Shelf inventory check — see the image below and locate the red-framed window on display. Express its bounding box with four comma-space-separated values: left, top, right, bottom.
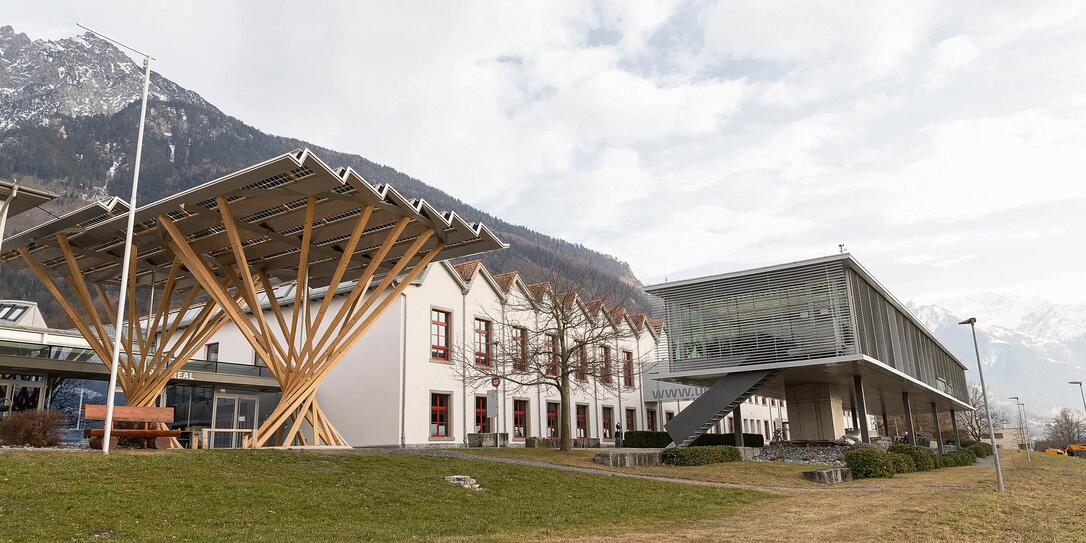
546, 402, 560, 437
513, 399, 528, 438
602, 406, 614, 439
647, 408, 657, 431
474, 395, 490, 433
545, 334, 559, 376
622, 351, 634, 387
473, 318, 492, 367
575, 345, 587, 382
511, 327, 528, 371
600, 346, 612, 385
625, 408, 637, 433
430, 309, 450, 360
430, 393, 450, 438
576, 405, 588, 438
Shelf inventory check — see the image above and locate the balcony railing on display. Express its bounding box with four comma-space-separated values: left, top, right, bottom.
0, 339, 275, 379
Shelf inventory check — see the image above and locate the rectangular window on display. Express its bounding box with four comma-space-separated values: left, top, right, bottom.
511, 327, 528, 371
205, 342, 219, 362
474, 395, 490, 433
473, 318, 492, 366
622, 351, 634, 387
513, 399, 529, 439
576, 404, 588, 438
575, 345, 587, 382
647, 408, 657, 431
600, 346, 612, 385
764, 420, 771, 439
727, 416, 733, 434
665, 411, 674, 423
546, 334, 559, 376
431, 309, 450, 360
430, 393, 450, 438
602, 406, 614, 439
625, 408, 637, 432
546, 402, 560, 437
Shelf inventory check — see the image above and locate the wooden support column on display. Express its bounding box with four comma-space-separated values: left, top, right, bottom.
159, 197, 445, 449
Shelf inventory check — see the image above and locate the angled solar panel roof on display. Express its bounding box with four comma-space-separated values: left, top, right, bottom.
0, 149, 505, 292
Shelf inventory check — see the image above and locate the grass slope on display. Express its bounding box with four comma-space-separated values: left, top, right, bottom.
0, 450, 762, 542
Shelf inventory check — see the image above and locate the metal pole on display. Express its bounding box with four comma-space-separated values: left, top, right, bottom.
1072, 382, 1086, 418
101, 50, 153, 455
960, 318, 1004, 492
1018, 402, 1031, 462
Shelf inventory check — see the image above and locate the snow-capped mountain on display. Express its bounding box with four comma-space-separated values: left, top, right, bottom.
0, 25, 211, 130
910, 294, 1086, 420
0, 24, 649, 326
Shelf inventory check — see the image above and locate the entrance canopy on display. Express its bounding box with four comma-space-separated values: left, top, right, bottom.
0, 149, 504, 292
0, 180, 57, 217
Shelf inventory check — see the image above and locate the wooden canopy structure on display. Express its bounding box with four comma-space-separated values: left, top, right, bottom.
1, 149, 505, 447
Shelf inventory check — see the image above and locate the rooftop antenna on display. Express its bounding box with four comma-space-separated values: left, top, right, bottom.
838, 243, 848, 254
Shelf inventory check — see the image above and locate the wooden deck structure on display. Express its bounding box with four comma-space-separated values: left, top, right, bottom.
0, 149, 504, 447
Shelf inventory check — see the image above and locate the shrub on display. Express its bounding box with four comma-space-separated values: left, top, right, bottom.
938, 448, 977, 468
959, 440, 979, 448
965, 442, 992, 458
887, 444, 937, 471
690, 432, 766, 448
661, 445, 742, 466
887, 451, 916, 474
0, 410, 67, 447
844, 446, 894, 479
622, 431, 673, 448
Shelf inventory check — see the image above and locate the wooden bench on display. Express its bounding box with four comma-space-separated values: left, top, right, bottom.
83, 404, 181, 450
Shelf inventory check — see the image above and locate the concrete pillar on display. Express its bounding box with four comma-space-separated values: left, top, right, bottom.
930, 402, 944, 454
853, 375, 870, 443
950, 409, 961, 448
902, 392, 916, 446
732, 403, 744, 447
785, 383, 845, 441
882, 411, 890, 437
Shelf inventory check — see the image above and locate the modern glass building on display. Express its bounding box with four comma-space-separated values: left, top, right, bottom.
646, 254, 972, 448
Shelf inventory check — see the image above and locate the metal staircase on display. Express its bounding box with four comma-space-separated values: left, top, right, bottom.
665, 369, 779, 447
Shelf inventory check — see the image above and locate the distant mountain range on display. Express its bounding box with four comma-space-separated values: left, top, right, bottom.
0, 25, 649, 326
911, 293, 1086, 420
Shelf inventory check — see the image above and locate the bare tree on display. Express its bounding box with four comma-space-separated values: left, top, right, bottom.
1044, 408, 1084, 445
956, 385, 1009, 441
452, 245, 653, 451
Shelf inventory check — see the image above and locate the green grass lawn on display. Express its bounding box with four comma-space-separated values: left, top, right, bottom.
0, 450, 765, 542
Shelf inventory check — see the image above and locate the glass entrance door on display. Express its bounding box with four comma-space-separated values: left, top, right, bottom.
0, 379, 45, 419
211, 393, 259, 448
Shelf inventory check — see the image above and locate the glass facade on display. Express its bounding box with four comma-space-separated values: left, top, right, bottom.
653, 258, 968, 403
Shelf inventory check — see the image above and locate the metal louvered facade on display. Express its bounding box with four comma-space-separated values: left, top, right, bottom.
647, 254, 969, 404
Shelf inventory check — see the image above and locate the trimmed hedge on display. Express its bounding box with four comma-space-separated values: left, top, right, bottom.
844, 446, 894, 478
965, 442, 992, 458
661, 445, 742, 466
621, 431, 766, 448
622, 431, 673, 448
938, 448, 977, 468
887, 444, 938, 472
691, 432, 765, 448
887, 451, 916, 474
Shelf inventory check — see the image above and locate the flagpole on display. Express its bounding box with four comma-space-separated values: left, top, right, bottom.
77, 23, 154, 455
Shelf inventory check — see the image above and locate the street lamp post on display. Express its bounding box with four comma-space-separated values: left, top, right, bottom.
959, 317, 1005, 492
1071, 381, 1086, 417
76, 23, 154, 455
1009, 396, 1031, 462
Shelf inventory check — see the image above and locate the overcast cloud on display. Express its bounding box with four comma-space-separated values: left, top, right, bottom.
7, 1, 1086, 304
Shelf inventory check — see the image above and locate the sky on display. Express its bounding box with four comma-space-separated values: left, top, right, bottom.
7, 1, 1086, 305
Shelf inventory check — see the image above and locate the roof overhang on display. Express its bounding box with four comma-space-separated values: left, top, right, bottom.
0, 181, 58, 217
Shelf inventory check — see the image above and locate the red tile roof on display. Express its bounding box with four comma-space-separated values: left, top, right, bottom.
527, 282, 551, 301
451, 260, 482, 283
492, 272, 519, 293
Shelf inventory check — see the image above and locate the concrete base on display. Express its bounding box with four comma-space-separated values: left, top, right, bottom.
802, 467, 853, 484
466, 433, 509, 448
737, 446, 764, 459
785, 383, 845, 441
593, 450, 663, 467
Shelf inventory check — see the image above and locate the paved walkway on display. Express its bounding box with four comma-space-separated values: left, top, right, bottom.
376, 448, 880, 493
